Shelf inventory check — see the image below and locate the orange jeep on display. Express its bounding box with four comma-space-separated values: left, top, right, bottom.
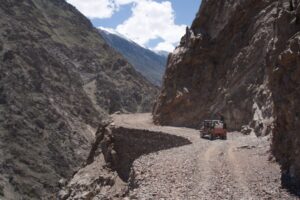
200, 120, 227, 140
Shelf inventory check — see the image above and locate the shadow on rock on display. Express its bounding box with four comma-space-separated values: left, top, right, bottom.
111, 127, 191, 182
281, 172, 300, 197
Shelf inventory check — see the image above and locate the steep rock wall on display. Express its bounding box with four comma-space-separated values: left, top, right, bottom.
154, 0, 300, 193
269, 0, 300, 192
153, 0, 276, 133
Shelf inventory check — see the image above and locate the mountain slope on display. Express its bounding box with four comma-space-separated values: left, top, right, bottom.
0, 0, 157, 199
99, 29, 168, 86
153, 0, 300, 192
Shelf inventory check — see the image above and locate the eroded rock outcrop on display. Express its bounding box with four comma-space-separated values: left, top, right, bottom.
153, 0, 300, 193
268, 0, 300, 192
153, 0, 276, 134
59, 124, 191, 199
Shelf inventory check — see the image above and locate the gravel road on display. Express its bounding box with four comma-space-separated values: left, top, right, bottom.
113, 113, 299, 200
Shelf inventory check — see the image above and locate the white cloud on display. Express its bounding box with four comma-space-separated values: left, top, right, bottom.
67, 0, 186, 52
115, 0, 186, 52
99, 26, 136, 42
67, 0, 117, 19
67, 0, 139, 18
153, 41, 176, 52
99, 26, 118, 34
115, 0, 138, 5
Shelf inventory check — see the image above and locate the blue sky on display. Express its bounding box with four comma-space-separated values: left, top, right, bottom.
67, 0, 202, 51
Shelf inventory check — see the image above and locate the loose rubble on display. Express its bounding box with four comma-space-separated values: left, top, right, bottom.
115, 114, 299, 200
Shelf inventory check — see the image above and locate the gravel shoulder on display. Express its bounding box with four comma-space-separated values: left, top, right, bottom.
113, 113, 299, 200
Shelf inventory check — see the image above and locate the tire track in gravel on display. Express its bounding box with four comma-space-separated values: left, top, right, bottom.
191, 140, 241, 200
227, 142, 252, 199
112, 113, 299, 200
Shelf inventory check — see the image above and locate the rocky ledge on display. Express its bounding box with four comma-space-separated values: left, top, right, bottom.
58, 123, 191, 199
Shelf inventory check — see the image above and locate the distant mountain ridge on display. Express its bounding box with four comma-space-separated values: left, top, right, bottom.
154, 50, 170, 57
99, 29, 168, 86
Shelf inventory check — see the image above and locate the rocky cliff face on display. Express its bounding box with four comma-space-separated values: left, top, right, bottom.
153, 0, 276, 134
268, 0, 300, 192
0, 0, 157, 199
99, 29, 167, 86
153, 0, 300, 192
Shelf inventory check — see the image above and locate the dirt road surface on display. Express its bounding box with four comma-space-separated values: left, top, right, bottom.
113, 113, 299, 200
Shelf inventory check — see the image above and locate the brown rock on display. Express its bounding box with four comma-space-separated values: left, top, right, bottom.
153, 0, 276, 134
268, 1, 300, 191
59, 123, 190, 199
153, 0, 300, 193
